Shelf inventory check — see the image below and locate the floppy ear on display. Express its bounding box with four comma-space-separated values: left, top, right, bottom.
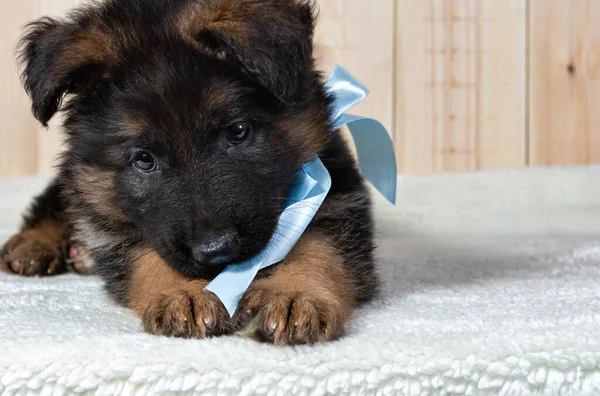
18, 14, 114, 126
188, 0, 317, 103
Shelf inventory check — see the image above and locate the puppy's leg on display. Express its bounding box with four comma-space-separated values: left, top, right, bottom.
128, 247, 233, 338
1, 180, 74, 276
235, 232, 355, 345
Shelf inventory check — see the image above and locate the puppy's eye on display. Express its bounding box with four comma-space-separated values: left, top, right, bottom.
133, 151, 157, 172
227, 122, 252, 144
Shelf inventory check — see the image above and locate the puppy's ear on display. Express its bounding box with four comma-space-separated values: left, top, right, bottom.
188, 0, 317, 103
18, 14, 113, 126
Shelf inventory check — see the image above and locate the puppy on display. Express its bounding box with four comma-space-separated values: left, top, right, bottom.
0, 0, 377, 345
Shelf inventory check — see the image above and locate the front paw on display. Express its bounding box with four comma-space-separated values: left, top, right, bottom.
1, 229, 65, 276
142, 289, 233, 338
236, 288, 346, 345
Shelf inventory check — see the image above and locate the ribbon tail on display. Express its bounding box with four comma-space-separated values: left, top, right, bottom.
346, 117, 397, 204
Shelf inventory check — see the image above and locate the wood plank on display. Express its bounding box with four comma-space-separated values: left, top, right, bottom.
529, 0, 600, 166
0, 0, 41, 178
0, 1, 544, 177
314, 0, 395, 139
0, 0, 79, 178
395, 0, 527, 174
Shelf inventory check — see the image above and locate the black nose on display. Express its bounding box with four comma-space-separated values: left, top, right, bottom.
191, 232, 240, 265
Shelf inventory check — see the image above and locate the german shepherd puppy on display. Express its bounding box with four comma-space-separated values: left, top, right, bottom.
1, 0, 377, 345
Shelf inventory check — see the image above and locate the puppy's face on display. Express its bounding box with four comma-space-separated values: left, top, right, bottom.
19, 0, 332, 277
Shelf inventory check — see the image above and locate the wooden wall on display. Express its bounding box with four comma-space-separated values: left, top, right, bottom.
1, 0, 599, 178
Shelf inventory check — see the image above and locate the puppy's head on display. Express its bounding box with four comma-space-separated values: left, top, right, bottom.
19, 0, 333, 277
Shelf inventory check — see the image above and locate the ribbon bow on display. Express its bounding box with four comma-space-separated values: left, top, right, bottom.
205, 66, 397, 316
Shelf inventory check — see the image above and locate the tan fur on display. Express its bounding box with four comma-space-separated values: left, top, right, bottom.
236, 232, 355, 344
65, 25, 114, 62
260, 232, 355, 310
24, 219, 67, 243
175, 0, 303, 57
278, 104, 331, 163
116, 116, 148, 138
46, 23, 116, 88
203, 85, 239, 111
126, 233, 354, 344
0, 220, 68, 276
128, 247, 202, 314
72, 166, 128, 222
176, 0, 252, 47
127, 247, 233, 338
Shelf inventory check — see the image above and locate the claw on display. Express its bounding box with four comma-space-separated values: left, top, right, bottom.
203, 315, 215, 330
267, 321, 278, 335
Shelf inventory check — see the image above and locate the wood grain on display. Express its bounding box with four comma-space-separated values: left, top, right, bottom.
314, 0, 395, 135
0, 0, 78, 178
529, 0, 600, 166
0, 0, 40, 178
0, 1, 599, 178
395, 0, 527, 174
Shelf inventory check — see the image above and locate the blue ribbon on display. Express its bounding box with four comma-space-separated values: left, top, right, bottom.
326, 66, 397, 205
205, 65, 397, 316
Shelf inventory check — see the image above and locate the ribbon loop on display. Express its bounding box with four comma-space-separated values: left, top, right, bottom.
325, 66, 369, 129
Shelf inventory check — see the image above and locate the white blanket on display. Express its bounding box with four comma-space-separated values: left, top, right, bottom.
1, 167, 599, 396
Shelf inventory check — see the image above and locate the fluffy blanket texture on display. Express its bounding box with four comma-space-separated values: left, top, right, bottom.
0, 166, 599, 396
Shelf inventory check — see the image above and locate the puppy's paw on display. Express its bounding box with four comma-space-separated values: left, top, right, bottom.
0, 229, 66, 276
65, 238, 95, 274
142, 289, 233, 339
236, 287, 345, 345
